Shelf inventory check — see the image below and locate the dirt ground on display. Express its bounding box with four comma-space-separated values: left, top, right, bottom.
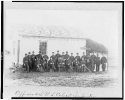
4, 64, 118, 88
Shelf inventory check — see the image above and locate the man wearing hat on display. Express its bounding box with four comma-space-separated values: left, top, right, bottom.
31, 51, 36, 71
61, 52, 65, 59
81, 52, 86, 61
50, 52, 56, 61
101, 54, 107, 71
64, 51, 69, 60
91, 52, 96, 72
75, 53, 80, 62
55, 50, 61, 71
28, 52, 32, 72
23, 54, 29, 72
69, 53, 75, 66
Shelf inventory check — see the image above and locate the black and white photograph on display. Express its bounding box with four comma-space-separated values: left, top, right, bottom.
3, 1, 123, 99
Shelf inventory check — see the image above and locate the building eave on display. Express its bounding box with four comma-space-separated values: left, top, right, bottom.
19, 35, 87, 40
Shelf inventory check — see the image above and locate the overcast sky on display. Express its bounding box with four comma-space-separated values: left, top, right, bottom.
6, 9, 119, 57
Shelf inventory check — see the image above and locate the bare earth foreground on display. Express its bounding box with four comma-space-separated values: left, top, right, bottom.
4, 65, 118, 88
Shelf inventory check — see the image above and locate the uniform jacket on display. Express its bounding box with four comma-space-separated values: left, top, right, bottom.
50, 55, 56, 61
101, 57, 107, 64
64, 54, 69, 60
75, 56, 80, 62
69, 56, 75, 62
95, 57, 101, 65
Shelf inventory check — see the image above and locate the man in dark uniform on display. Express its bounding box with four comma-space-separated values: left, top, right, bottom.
23, 54, 29, 72
64, 51, 70, 60
48, 57, 56, 72
55, 50, 61, 71
91, 52, 96, 72
75, 53, 81, 62
95, 53, 101, 72
36, 51, 43, 61
43, 53, 49, 71
50, 52, 56, 61
86, 52, 92, 72
101, 54, 107, 71
35, 51, 43, 70
69, 53, 75, 66
31, 51, 36, 71
28, 52, 32, 72
81, 52, 86, 61
61, 52, 65, 59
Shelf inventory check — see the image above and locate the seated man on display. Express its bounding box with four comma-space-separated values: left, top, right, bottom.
48, 57, 56, 72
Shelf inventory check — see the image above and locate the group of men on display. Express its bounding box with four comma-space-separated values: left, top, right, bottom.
23, 50, 108, 73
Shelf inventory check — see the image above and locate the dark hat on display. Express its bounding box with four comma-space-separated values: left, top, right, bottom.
28, 52, 31, 54
71, 53, 73, 54
32, 51, 34, 53
52, 52, 54, 53
66, 51, 68, 53
57, 50, 59, 52
25, 53, 27, 55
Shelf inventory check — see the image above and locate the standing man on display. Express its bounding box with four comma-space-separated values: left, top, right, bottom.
95, 53, 101, 72
75, 53, 81, 62
61, 52, 65, 59
81, 52, 86, 61
69, 53, 75, 66
91, 52, 96, 72
64, 51, 70, 60
43, 53, 49, 71
31, 51, 36, 71
51, 52, 56, 61
23, 54, 29, 72
86, 52, 92, 72
28, 52, 32, 72
55, 50, 61, 71
101, 54, 107, 71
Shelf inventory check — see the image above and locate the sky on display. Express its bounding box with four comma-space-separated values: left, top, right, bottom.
5, 9, 119, 58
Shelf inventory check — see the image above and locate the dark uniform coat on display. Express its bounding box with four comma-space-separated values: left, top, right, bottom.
81, 55, 86, 61
50, 55, 56, 61
64, 54, 70, 60
69, 56, 75, 62
75, 56, 81, 62
101, 56, 107, 71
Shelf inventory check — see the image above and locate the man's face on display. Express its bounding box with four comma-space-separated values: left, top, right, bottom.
62, 52, 64, 55
57, 52, 59, 54
77, 53, 79, 56
66, 52, 68, 54
52, 53, 54, 55
71, 53, 73, 56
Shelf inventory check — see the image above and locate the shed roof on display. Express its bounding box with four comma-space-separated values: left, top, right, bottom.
18, 25, 86, 39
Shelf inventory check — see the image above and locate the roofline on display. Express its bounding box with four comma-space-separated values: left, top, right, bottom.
20, 35, 87, 40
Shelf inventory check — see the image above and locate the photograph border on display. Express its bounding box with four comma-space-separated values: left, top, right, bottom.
1, 1, 124, 99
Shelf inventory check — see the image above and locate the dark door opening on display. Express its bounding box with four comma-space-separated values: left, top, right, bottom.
39, 41, 47, 55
